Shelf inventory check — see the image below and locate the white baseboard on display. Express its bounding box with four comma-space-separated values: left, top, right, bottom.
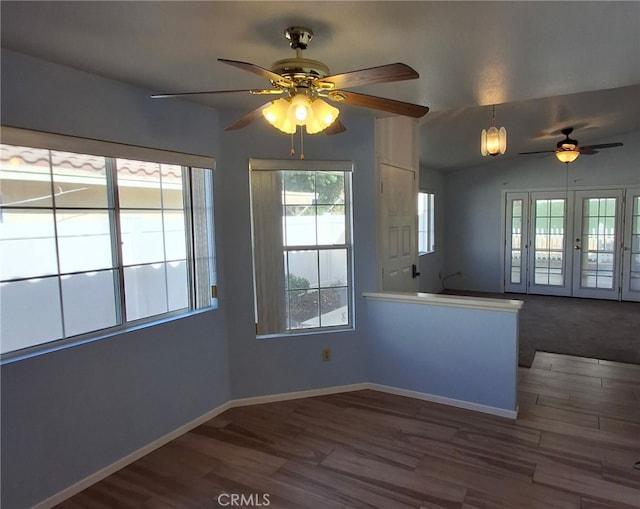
33, 382, 516, 508
229, 382, 370, 408
368, 383, 519, 420
32, 400, 234, 509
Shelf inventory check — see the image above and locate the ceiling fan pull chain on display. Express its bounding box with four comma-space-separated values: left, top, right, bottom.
290, 132, 295, 157
300, 128, 305, 160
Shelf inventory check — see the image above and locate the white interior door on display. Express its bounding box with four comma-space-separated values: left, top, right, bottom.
528, 191, 573, 296
622, 187, 640, 302
572, 190, 623, 300
379, 163, 418, 292
504, 193, 529, 293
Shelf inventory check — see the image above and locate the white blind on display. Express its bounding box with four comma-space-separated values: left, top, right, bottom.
1, 126, 215, 169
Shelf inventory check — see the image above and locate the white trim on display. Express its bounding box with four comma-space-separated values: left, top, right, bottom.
230, 383, 370, 408
1, 126, 215, 169
32, 400, 234, 509
249, 158, 353, 172
368, 383, 519, 420
33, 382, 516, 508
362, 291, 523, 312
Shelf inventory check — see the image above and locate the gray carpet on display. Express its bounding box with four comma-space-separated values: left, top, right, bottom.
442, 290, 640, 368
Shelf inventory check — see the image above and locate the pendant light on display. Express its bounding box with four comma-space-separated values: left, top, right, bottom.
481, 105, 507, 156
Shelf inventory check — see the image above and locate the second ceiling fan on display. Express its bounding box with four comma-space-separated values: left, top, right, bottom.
152, 27, 429, 135
519, 127, 623, 163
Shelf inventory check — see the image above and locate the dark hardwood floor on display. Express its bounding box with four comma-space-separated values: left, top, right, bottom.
57, 352, 640, 508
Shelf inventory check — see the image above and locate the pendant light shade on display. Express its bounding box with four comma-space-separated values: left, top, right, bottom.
262, 93, 339, 135
481, 105, 507, 156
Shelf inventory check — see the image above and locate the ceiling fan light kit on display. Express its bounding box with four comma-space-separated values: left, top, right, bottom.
555, 148, 581, 163
262, 94, 340, 135
151, 26, 429, 139
519, 127, 623, 165
481, 105, 507, 157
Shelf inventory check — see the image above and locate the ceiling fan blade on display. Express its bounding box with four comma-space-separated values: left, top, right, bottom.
224, 102, 271, 131
218, 58, 294, 87
318, 63, 419, 90
151, 89, 281, 99
518, 150, 555, 155
329, 90, 428, 118
580, 142, 624, 151
324, 119, 347, 136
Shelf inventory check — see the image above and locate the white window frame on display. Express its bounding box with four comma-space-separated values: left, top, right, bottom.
418, 191, 435, 255
0, 127, 217, 359
249, 158, 354, 337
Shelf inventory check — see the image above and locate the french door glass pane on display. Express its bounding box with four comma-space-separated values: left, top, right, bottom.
510, 199, 523, 284
534, 199, 565, 286
631, 197, 640, 290
580, 198, 616, 289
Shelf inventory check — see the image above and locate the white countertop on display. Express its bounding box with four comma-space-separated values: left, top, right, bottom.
363, 291, 523, 313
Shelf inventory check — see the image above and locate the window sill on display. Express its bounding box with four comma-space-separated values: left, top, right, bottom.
0, 306, 218, 365
257, 325, 355, 340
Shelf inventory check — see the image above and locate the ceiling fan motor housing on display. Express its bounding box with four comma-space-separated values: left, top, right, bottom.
285, 27, 313, 49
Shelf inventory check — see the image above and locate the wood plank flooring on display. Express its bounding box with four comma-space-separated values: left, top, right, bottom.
57, 352, 640, 508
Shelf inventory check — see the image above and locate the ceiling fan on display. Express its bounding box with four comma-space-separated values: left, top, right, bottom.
151, 27, 429, 135
519, 127, 623, 163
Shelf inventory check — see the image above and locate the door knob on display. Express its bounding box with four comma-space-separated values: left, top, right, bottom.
412, 264, 421, 278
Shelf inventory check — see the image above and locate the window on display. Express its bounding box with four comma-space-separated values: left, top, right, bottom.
418, 191, 435, 254
0, 128, 216, 356
249, 159, 353, 336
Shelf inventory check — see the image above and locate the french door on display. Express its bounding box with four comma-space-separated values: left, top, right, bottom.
572, 190, 623, 299
622, 188, 640, 302
504, 188, 639, 301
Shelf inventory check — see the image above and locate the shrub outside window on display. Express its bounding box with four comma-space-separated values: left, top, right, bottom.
249, 159, 353, 336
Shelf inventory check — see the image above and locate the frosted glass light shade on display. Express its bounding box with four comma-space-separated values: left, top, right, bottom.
555, 149, 580, 163
262, 95, 339, 135
262, 99, 296, 134
481, 126, 507, 156
307, 98, 340, 134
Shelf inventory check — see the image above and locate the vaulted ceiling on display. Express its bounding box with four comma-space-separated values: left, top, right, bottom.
2, 1, 639, 170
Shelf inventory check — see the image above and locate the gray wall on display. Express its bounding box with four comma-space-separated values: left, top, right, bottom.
0, 49, 375, 508
442, 131, 640, 292
0, 50, 233, 509
216, 110, 374, 400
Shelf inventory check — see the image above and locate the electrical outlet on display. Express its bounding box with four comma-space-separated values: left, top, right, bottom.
322, 347, 331, 362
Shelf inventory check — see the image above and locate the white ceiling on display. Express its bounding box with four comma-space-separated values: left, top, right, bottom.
2, 1, 639, 170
